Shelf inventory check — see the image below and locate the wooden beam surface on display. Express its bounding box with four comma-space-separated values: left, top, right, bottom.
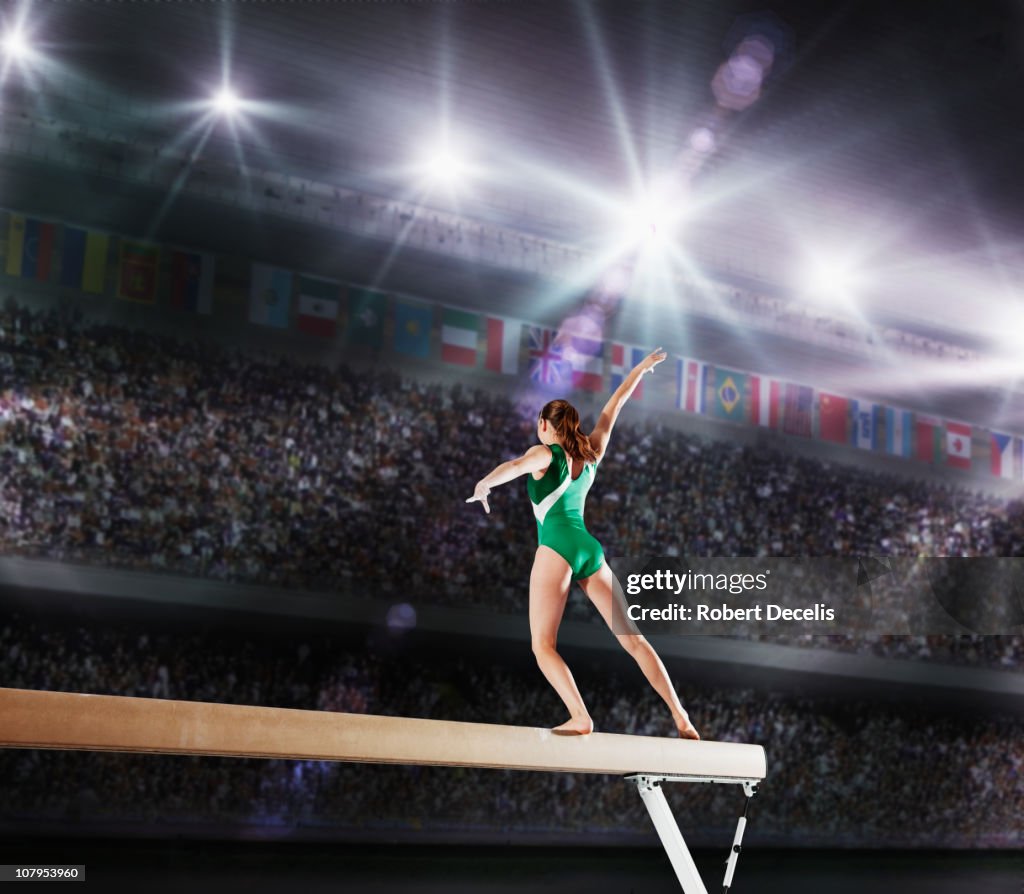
0, 687, 766, 779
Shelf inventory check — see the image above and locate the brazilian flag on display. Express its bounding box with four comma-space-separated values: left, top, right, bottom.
711, 366, 749, 422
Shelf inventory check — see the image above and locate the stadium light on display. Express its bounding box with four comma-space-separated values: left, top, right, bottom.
621, 185, 684, 249
423, 142, 470, 187
800, 251, 864, 306
210, 85, 242, 117
1, 28, 32, 62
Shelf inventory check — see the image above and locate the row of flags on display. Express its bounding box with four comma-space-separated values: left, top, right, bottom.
265, 278, 1024, 480
4, 211, 1022, 481
673, 360, 1023, 479
4, 214, 215, 312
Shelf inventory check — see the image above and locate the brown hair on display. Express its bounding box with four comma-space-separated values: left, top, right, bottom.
539, 399, 598, 464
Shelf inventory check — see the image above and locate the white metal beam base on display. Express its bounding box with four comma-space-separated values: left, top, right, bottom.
626, 774, 759, 894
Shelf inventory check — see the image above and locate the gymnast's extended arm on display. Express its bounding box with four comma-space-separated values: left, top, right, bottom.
589, 346, 666, 458
466, 444, 552, 514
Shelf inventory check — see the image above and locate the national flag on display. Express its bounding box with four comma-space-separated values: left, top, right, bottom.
393, 299, 433, 358
117, 240, 160, 303
945, 421, 972, 470
750, 375, 780, 428
885, 407, 912, 457
990, 432, 1017, 479
562, 331, 603, 392
915, 414, 942, 463
441, 307, 479, 366
60, 226, 109, 294
484, 316, 520, 374
818, 392, 849, 444
675, 357, 706, 413
710, 366, 748, 423
347, 287, 386, 348
5, 215, 55, 280
850, 400, 878, 450
169, 250, 214, 314
248, 264, 292, 329
527, 326, 569, 387
611, 343, 646, 400
782, 383, 813, 437
211, 257, 249, 307
296, 275, 340, 337
851, 401, 876, 450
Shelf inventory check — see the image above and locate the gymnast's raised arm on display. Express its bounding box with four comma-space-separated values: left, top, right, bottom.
466, 444, 552, 514
588, 346, 667, 459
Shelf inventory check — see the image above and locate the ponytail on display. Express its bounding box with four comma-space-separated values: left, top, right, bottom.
539, 399, 598, 464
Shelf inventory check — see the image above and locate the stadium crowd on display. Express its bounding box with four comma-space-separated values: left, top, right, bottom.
1, 610, 1020, 847
0, 297, 1022, 671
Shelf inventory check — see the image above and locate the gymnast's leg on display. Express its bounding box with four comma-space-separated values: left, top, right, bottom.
529, 545, 595, 735
578, 562, 700, 740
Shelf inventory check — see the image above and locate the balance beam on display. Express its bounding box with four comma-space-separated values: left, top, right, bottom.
0, 687, 766, 893
0, 687, 764, 778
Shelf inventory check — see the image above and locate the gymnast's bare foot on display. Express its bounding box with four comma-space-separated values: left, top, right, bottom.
551, 715, 594, 736
674, 710, 701, 741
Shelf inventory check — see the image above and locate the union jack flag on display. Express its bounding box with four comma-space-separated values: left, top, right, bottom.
527, 326, 569, 386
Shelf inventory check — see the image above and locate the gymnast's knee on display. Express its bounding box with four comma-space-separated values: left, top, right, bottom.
531, 638, 559, 658
618, 633, 649, 655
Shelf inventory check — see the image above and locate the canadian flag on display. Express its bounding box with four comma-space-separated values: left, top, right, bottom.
945, 421, 972, 470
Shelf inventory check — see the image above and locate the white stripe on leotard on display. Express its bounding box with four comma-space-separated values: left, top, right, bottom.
532, 472, 573, 525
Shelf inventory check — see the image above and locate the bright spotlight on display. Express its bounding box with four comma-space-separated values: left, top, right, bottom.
211, 86, 242, 117
802, 252, 863, 305
424, 145, 468, 186
623, 191, 681, 247
1, 28, 31, 61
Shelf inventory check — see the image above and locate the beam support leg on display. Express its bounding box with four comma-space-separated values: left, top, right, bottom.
631, 775, 709, 894
722, 781, 757, 892
626, 774, 759, 894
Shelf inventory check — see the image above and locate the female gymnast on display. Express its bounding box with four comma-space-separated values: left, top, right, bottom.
467, 347, 700, 739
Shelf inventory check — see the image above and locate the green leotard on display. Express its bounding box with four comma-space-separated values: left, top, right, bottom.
526, 442, 605, 582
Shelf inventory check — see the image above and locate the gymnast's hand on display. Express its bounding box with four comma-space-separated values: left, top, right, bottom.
466, 480, 491, 514
638, 346, 667, 375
